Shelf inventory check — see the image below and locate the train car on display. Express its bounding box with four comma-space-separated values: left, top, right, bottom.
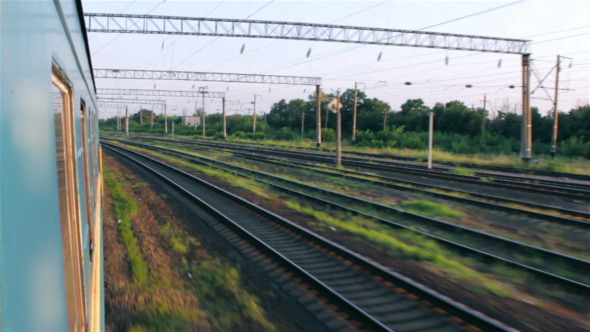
0, 0, 103, 330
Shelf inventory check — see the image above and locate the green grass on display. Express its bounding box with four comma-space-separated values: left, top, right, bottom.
187, 259, 275, 331
285, 200, 511, 297
449, 168, 476, 176
400, 200, 464, 219
104, 166, 149, 284
161, 222, 275, 331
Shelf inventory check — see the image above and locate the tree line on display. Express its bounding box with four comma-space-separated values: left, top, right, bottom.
99, 89, 590, 158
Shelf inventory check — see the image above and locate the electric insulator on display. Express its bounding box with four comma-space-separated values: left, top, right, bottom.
240, 44, 245, 54
445, 56, 449, 65
465, 84, 472, 88
498, 59, 502, 68
377, 52, 383, 61
404, 82, 411, 85
306, 48, 312, 57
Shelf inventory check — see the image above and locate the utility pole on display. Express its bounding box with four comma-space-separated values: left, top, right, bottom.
194, 100, 199, 130
125, 106, 129, 136
383, 110, 388, 131
164, 104, 168, 134
521, 54, 532, 163
139, 105, 143, 124
252, 94, 260, 136
172, 120, 175, 136
481, 94, 487, 138
336, 90, 342, 168
428, 112, 434, 169
150, 109, 154, 130
328, 92, 343, 167
316, 85, 322, 147
301, 110, 305, 138
352, 82, 358, 143
116, 109, 121, 131
551, 55, 561, 158
199, 86, 208, 137
222, 97, 227, 139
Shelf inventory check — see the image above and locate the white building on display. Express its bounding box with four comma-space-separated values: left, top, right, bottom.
183, 115, 201, 127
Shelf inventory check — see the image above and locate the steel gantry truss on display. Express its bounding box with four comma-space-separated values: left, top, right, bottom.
97, 88, 225, 98
98, 97, 166, 105
87, 13, 534, 160
85, 13, 530, 54
94, 69, 321, 86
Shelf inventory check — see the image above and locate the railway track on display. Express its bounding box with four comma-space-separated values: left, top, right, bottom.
132, 135, 590, 196
181, 140, 590, 199
103, 142, 511, 332
104, 139, 590, 294
124, 136, 590, 222
131, 134, 589, 182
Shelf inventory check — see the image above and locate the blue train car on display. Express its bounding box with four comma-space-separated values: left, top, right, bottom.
1, 0, 103, 330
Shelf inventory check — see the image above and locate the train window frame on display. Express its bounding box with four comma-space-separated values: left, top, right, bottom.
52, 63, 88, 331
80, 99, 94, 256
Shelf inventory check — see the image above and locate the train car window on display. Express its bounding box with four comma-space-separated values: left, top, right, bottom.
80, 100, 94, 255
52, 64, 88, 331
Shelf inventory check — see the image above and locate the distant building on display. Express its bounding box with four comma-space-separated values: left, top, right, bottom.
183, 115, 201, 127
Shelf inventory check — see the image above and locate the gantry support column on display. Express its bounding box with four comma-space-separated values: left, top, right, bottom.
316, 84, 322, 147
521, 54, 532, 162
222, 97, 227, 139
551, 55, 560, 157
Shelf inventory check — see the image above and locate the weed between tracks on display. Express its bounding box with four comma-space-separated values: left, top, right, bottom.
283, 200, 511, 297
104, 161, 276, 331
119, 144, 513, 297
104, 167, 149, 285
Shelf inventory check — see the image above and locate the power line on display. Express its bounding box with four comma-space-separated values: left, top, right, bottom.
92, 0, 166, 56
420, 0, 529, 31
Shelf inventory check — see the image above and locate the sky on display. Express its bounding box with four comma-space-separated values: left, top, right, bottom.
81, 0, 590, 119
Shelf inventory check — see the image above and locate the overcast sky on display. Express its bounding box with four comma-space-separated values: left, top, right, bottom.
82, 0, 590, 119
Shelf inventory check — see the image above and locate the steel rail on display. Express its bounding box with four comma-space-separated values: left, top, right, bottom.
182, 139, 590, 199
132, 135, 590, 220
105, 139, 590, 292
129, 134, 590, 185
103, 142, 511, 331
216, 138, 590, 183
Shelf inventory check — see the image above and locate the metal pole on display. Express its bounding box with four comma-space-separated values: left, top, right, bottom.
172, 121, 175, 136
383, 111, 388, 131
164, 104, 168, 134
336, 90, 342, 168
521, 54, 532, 162
316, 85, 322, 147
301, 110, 305, 138
140, 105, 143, 124
117, 110, 120, 131
252, 94, 257, 136
202, 93, 206, 137
481, 94, 487, 140
125, 106, 129, 136
222, 97, 227, 139
194, 100, 199, 130
352, 82, 358, 143
551, 55, 560, 158
428, 112, 434, 169
150, 109, 154, 130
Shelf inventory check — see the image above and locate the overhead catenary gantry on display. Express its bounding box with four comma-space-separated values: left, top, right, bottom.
98, 97, 170, 133
97, 88, 225, 98
94, 68, 322, 141
87, 13, 533, 159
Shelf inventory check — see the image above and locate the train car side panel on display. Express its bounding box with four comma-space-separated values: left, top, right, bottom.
0, 0, 102, 330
